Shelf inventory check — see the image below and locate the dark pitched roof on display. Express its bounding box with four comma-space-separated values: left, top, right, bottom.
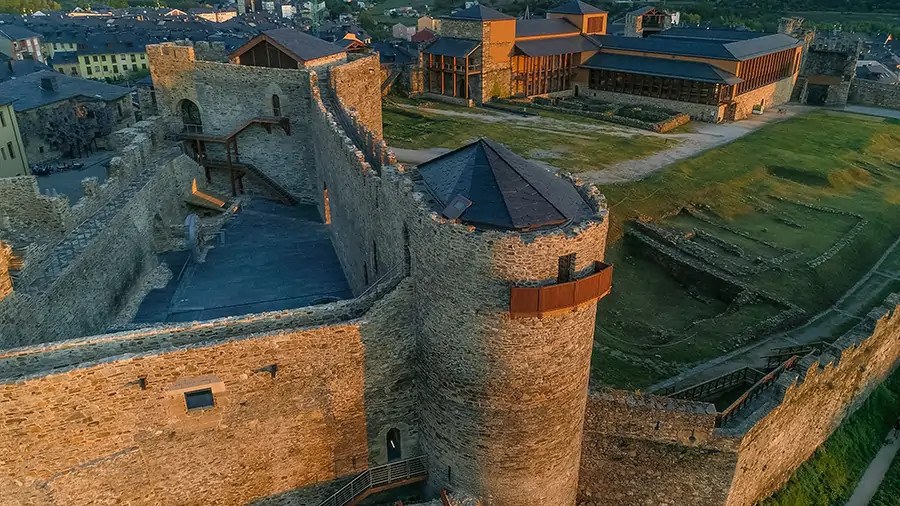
0, 70, 131, 111
515, 35, 599, 56
547, 0, 606, 15
654, 27, 762, 42
238, 28, 346, 62
411, 28, 437, 43
418, 138, 594, 230
0, 25, 40, 40
588, 32, 800, 61
447, 4, 513, 21
582, 52, 743, 84
515, 18, 579, 38
424, 37, 480, 57
0, 58, 50, 82
628, 6, 658, 16
50, 52, 79, 64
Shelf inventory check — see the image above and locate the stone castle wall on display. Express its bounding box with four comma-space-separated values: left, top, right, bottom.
577, 298, 900, 506
0, 282, 421, 505
0, 152, 200, 348
849, 79, 900, 110
724, 300, 900, 506
148, 44, 319, 203
578, 391, 739, 506
330, 54, 384, 139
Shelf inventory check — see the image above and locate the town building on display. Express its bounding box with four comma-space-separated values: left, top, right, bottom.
0, 99, 28, 177
0, 71, 134, 163
0, 25, 44, 63
421, 1, 803, 122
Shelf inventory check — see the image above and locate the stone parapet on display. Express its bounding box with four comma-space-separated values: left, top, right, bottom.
849, 79, 900, 110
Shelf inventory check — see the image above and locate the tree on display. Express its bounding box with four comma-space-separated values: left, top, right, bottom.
0, 0, 61, 14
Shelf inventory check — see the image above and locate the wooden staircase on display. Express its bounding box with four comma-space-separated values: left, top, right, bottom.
201, 159, 298, 206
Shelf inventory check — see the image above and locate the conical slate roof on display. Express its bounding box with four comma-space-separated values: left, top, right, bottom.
548, 0, 606, 15
448, 3, 514, 21
418, 138, 594, 230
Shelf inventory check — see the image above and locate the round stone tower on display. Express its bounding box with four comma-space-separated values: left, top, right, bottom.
409, 139, 610, 505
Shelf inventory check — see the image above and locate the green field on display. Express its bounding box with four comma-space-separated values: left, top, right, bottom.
383, 101, 671, 172
594, 111, 900, 389
762, 368, 900, 506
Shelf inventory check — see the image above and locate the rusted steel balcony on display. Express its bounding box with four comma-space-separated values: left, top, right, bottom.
509, 261, 613, 318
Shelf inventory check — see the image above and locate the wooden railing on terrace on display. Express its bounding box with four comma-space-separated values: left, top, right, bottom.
661, 366, 765, 400
510, 261, 613, 318
318, 456, 427, 506
717, 355, 800, 427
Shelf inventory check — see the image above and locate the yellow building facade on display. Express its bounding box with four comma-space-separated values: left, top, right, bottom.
0, 102, 29, 177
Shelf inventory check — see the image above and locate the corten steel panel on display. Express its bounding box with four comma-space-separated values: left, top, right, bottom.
574, 274, 601, 305
596, 262, 613, 297
538, 281, 576, 312
510, 286, 540, 314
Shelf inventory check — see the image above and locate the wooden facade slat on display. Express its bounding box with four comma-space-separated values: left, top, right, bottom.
510, 262, 613, 318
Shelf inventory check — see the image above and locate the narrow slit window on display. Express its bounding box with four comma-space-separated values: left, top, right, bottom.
557, 253, 576, 283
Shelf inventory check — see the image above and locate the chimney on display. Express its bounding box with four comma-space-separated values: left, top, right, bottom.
40, 74, 59, 91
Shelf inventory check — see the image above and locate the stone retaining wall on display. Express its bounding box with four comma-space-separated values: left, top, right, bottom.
849, 79, 900, 110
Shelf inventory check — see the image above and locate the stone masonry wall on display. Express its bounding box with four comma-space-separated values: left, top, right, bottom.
724, 302, 900, 506
729, 75, 795, 120
479, 20, 514, 103
154, 45, 318, 203
330, 54, 384, 139
849, 79, 900, 110
0, 242, 11, 301
578, 391, 739, 506
0, 153, 201, 348
0, 277, 419, 506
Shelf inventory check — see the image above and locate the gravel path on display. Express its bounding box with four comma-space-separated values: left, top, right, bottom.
845, 431, 900, 506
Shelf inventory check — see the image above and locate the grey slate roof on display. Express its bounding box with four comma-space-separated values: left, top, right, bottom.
447, 4, 514, 21
547, 0, 606, 15
262, 27, 346, 61
581, 52, 743, 84
0, 25, 40, 41
588, 31, 800, 61
424, 37, 480, 57
515, 18, 579, 38
0, 58, 49, 82
418, 138, 593, 230
515, 35, 599, 56
0, 70, 131, 112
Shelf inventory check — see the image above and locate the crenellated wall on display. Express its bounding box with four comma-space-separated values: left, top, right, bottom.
577, 296, 900, 506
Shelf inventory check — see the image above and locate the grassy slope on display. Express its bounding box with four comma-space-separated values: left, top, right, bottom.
762, 368, 900, 506
870, 450, 900, 506
383, 104, 670, 172
594, 111, 900, 388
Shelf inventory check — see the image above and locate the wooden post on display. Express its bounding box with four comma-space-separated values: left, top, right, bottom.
464, 55, 469, 100
453, 56, 457, 97
440, 55, 445, 95
226, 139, 236, 197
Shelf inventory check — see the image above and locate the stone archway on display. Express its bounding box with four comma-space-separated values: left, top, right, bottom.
179, 99, 202, 133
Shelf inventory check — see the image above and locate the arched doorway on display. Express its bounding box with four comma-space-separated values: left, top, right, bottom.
386, 428, 402, 462
179, 99, 202, 133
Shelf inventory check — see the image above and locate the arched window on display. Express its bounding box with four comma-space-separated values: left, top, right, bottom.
386, 428, 401, 462
272, 94, 281, 117
179, 99, 201, 133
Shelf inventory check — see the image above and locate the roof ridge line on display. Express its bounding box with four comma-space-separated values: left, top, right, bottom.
481, 139, 570, 226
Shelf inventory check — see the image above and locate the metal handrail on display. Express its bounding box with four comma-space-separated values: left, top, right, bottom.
318, 456, 427, 506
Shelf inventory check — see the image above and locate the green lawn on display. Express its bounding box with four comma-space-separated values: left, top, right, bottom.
762, 368, 900, 506
593, 111, 900, 389
383, 104, 670, 172
870, 449, 900, 506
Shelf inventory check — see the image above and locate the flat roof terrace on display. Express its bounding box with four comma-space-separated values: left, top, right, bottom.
133, 199, 352, 323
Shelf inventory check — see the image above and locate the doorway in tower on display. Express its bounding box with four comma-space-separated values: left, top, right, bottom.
386, 427, 402, 462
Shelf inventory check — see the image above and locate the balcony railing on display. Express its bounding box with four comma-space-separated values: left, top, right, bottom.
318, 456, 427, 506
426, 63, 482, 73
510, 261, 613, 318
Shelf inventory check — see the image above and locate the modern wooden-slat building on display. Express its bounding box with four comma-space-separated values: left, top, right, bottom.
420, 1, 803, 121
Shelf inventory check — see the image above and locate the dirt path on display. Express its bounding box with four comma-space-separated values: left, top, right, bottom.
845, 431, 900, 506
584, 107, 811, 185
649, 235, 900, 393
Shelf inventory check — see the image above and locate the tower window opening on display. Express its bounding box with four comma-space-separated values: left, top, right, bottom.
184, 388, 215, 410
272, 94, 281, 117
558, 253, 576, 283
386, 427, 402, 461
